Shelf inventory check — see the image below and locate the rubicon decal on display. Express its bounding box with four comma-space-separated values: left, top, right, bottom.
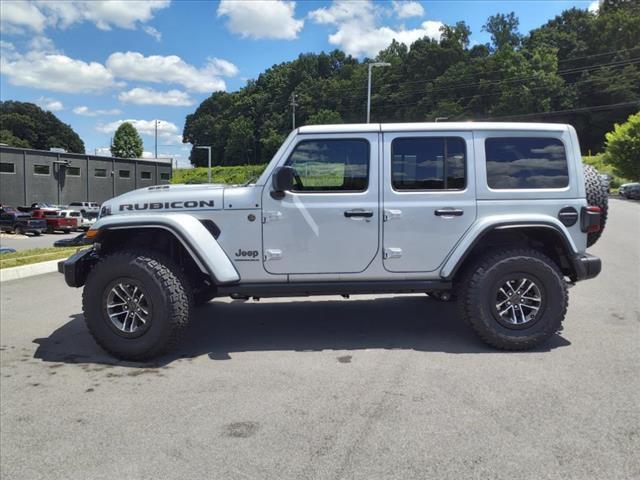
119, 200, 215, 211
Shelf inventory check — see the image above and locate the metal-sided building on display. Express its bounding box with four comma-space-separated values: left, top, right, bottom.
0, 146, 172, 207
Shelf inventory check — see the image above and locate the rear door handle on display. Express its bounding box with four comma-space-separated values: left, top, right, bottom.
344, 209, 374, 218
435, 208, 464, 217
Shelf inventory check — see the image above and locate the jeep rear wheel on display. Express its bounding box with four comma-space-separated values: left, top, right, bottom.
82, 251, 191, 361
458, 248, 567, 350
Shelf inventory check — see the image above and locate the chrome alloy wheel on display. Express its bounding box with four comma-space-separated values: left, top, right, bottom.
494, 278, 543, 327
106, 282, 151, 334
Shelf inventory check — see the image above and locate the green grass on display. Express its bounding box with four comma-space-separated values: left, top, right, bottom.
0, 247, 80, 269
171, 165, 267, 184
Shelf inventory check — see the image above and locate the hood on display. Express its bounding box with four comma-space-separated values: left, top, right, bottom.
103, 183, 225, 216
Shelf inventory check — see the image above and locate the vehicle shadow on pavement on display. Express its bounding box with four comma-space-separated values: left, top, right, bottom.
33, 296, 570, 367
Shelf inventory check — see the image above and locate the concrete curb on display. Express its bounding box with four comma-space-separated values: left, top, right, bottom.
0, 259, 60, 283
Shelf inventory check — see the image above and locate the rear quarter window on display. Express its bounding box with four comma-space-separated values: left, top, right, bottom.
485, 137, 569, 189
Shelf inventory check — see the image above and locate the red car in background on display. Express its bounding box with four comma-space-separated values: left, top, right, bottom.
30, 209, 78, 233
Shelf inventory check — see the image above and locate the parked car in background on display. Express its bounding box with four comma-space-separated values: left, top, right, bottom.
17, 202, 59, 213
58, 210, 84, 231
67, 202, 100, 216
79, 213, 97, 230
30, 209, 77, 233
619, 182, 640, 199
0, 207, 47, 236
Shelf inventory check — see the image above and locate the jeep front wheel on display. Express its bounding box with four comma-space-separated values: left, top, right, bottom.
458, 248, 568, 350
82, 251, 190, 360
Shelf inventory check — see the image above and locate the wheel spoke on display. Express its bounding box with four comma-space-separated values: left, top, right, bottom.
499, 305, 514, 316
521, 295, 541, 303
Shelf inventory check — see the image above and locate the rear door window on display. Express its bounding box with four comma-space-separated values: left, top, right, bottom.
485, 137, 569, 189
391, 137, 466, 190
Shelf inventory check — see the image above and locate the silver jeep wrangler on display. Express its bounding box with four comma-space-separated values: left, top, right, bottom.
59, 122, 606, 360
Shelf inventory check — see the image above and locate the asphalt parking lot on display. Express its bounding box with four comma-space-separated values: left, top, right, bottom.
0, 231, 79, 252
1, 199, 638, 480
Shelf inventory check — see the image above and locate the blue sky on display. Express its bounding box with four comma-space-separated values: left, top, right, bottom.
1, 0, 597, 166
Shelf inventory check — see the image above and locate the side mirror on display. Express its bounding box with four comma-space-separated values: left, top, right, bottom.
271, 166, 295, 199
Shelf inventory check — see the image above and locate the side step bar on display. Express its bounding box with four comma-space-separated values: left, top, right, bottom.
217, 280, 451, 299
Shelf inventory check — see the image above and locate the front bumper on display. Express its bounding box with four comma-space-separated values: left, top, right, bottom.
571, 253, 601, 281
58, 248, 98, 287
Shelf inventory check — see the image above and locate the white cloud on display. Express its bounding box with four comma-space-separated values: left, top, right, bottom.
97, 119, 182, 144
36, 97, 64, 111
118, 87, 195, 106
392, 1, 424, 19
28, 36, 58, 53
1, 0, 171, 33
143, 25, 162, 41
310, 0, 442, 58
217, 0, 304, 40
0, 0, 46, 33
73, 106, 122, 116
588, 1, 601, 13
1, 50, 121, 93
106, 52, 237, 93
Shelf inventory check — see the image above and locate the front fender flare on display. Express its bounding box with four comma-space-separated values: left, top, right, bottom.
92, 214, 240, 284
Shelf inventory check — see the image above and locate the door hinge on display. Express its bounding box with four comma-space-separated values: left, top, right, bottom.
262, 211, 282, 223
264, 249, 283, 261
383, 209, 402, 222
383, 247, 402, 259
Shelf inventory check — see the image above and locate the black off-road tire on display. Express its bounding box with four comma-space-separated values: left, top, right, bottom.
458, 248, 568, 350
82, 250, 191, 361
583, 164, 608, 247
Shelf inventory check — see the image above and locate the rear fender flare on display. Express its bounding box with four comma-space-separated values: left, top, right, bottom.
440, 215, 578, 280
92, 214, 240, 284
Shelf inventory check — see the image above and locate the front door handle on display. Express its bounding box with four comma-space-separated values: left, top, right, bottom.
434, 208, 464, 217
344, 209, 374, 218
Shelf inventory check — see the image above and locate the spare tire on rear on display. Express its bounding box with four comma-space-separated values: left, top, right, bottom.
583, 164, 608, 247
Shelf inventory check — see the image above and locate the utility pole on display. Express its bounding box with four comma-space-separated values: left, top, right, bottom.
290, 93, 298, 130
154, 120, 158, 158
367, 62, 391, 123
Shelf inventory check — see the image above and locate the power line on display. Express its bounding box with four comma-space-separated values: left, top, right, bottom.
481, 101, 640, 121
365, 72, 640, 110
373, 57, 640, 97
314, 56, 640, 106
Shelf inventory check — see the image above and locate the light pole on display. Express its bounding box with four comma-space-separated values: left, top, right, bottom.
195, 146, 212, 183
367, 62, 390, 123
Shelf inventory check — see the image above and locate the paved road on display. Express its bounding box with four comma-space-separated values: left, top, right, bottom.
1, 199, 638, 480
0, 231, 79, 251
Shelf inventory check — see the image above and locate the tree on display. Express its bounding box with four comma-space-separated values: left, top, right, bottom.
224, 117, 254, 165
483, 12, 522, 50
111, 122, 143, 158
0, 129, 31, 148
183, 3, 640, 159
306, 109, 343, 125
604, 112, 640, 180
0, 101, 85, 153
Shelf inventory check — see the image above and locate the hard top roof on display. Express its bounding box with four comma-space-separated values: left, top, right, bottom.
297, 122, 568, 134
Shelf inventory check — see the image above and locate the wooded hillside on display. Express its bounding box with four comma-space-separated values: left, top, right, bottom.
183, 1, 639, 167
